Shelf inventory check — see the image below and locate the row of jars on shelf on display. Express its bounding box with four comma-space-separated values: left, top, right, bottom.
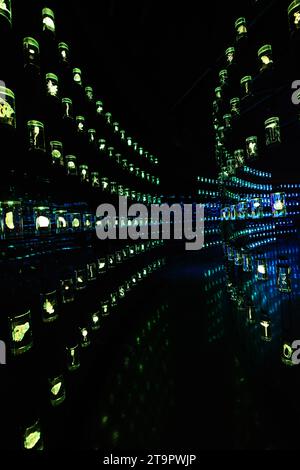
0, 201, 165, 240
221, 193, 286, 220
224, 244, 292, 293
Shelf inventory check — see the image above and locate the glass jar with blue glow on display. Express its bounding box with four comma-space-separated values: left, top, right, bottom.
271, 192, 286, 217
237, 200, 247, 219
225, 46, 235, 65
65, 155, 77, 176
9, 309, 33, 355
62, 98, 73, 119
69, 212, 82, 231
240, 76, 252, 96
265, 117, 280, 146
50, 141, 64, 166
230, 205, 237, 220
55, 209, 68, 233
258, 45, 273, 72
0, 0, 12, 25
0, 201, 23, 239
23, 37, 40, 69
42, 7, 55, 34
250, 198, 263, 218
33, 206, 52, 235
28, 120, 46, 152
277, 259, 292, 293
73, 68, 82, 85
234, 249, 243, 266
0, 86, 16, 128
242, 251, 252, 272
235, 17, 247, 40
58, 42, 70, 64
40, 290, 58, 323
246, 136, 258, 159
256, 259, 268, 281
288, 1, 300, 33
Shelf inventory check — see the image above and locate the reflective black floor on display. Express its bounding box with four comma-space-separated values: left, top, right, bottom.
46, 246, 300, 450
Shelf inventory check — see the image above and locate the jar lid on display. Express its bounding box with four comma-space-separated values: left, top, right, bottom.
46, 73, 58, 81
42, 8, 55, 18
28, 120, 44, 127
23, 37, 39, 49
0, 86, 15, 99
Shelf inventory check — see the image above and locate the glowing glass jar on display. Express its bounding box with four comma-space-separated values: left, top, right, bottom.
83, 213, 94, 231
230, 97, 240, 116
55, 209, 68, 233
97, 258, 107, 274
65, 155, 77, 176
0, 86, 16, 128
260, 318, 271, 341
60, 278, 74, 303
215, 87, 222, 100
88, 129, 96, 145
271, 192, 286, 217
242, 251, 252, 272
91, 172, 100, 188
118, 185, 124, 196
101, 177, 109, 192
23, 37, 40, 69
42, 7, 55, 34
101, 300, 110, 317
235, 17, 247, 40
107, 146, 114, 160
9, 309, 33, 355
50, 141, 64, 166
288, 1, 300, 33
40, 290, 58, 323
240, 76, 252, 96
90, 311, 101, 331
96, 100, 104, 115
87, 262, 97, 281
277, 260, 292, 293
75, 268, 87, 291
79, 164, 89, 183
62, 98, 73, 119
256, 259, 268, 281
0, 0, 12, 24
76, 115, 86, 133
281, 341, 295, 366
223, 114, 232, 130
110, 292, 118, 308
69, 212, 82, 231
85, 86, 94, 102
121, 158, 128, 170
250, 198, 263, 218
58, 42, 70, 64
0, 201, 23, 239
219, 69, 228, 87
221, 207, 230, 220
66, 344, 80, 371
230, 205, 237, 220
80, 327, 90, 348
265, 117, 280, 146
28, 120, 46, 152
246, 136, 258, 159
227, 158, 236, 175
258, 45, 273, 72
237, 200, 247, 219
23, 420, 43, 450
225, 46, 235, 65
73, 68, 82, 85
33, 206, 52, 235
99, 138, 106, 152
46, 73, 59, 97
234, 149, 245, 167
234, 250, 243, 266
49, 375, 66, 406
105, 112, 112, 125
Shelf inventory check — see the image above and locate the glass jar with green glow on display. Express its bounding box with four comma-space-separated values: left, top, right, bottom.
60, 278, 75, 303
98, 138, 106, 151
91, 171, 100, 188
112, 121, 119, 133
46, 73, 59, 97
101, 300, 110, 317
258, 45, 273, 72
96, 100, 104, 115
62, 97, 73, 119
225, 46, 235, 65
223, 114, 232, 129
75, 268, 87, 290
101, 177, 109, 192
265, 116, 280, 146
133, 142, 138, 152
88, 128, 96, 145
105, 112, 112, 124
33, 206, 52, 235
156, 177, 160, 185
240, 76, 252, 96
83, 213, 94, 230
23, 37, 40, 69
58, 42, 70, 64
234, 149, 245, 167
129, 163, 134, 174
65, 155, 77, 176
69, 212, 81, 231
139, 147, 144, 156
288, 1, 300, 33
277, 259, 292, 293
121, 158, 128, 170
76, 115, 86, 133
235, 17, 247, 40
97, 257, 107, 274
110, 181, 117, 194
0, 86, 16, 128
271, 192, 286, 217
230, 97, 240, 116
115, 153, 121, 164
23, 420, 43, 450
80, 327, 90, 348
107, 146, 114, 160
49, 375, 66, 406
0, 0, 12, 25
127, 136, 132, 147
42, 7, 55, 34
90, 310, 101, 331
215, 87, 222, 100
227, 158, 236, 175
9, 309, 33, 355
55, 209, 68, 233
0, 201, 23, 239
41, 290, 58, 322
28, 120, 46, 152
50, 141, 63, 166
245, 136, 258, 158
120, 129, 126, 140
146, 173, 151, 182
135, 167, 140, 177
73, 68, 82, 85
85, 86, 94, 102
87, 262, 97, 281
219, 69, 228, 86
79, 164, 89, 183
66, 344, 80, 371
118, 184, 124, 196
